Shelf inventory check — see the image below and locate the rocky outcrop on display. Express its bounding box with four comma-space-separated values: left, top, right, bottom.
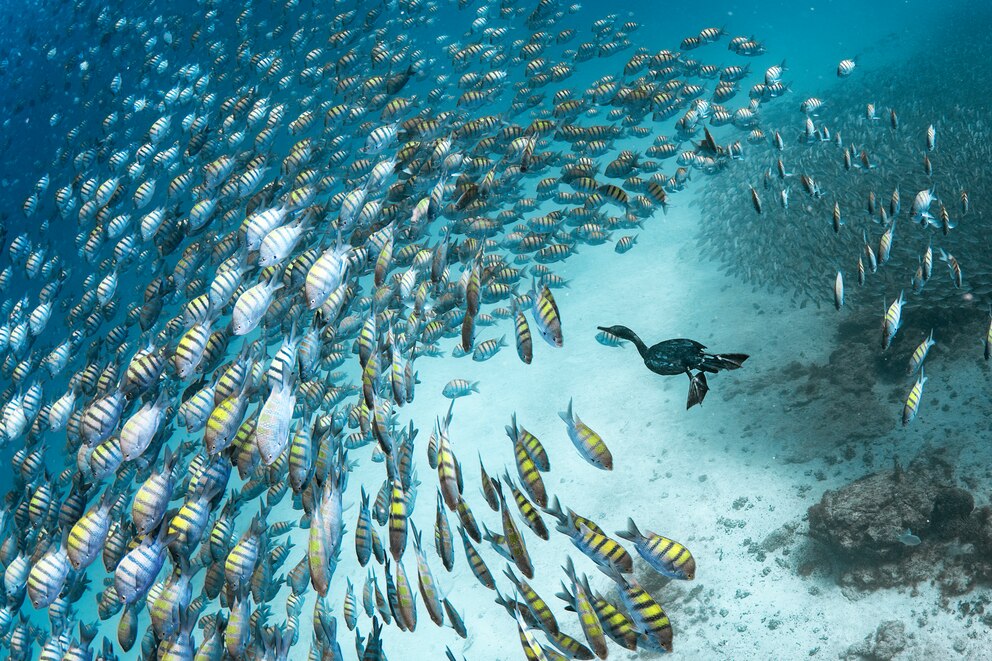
807, 451, 992, 595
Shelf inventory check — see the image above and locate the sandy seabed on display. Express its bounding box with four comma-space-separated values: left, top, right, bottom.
319, 191, 992, 661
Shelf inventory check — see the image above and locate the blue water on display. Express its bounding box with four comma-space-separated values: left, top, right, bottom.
0, 0, 989, 658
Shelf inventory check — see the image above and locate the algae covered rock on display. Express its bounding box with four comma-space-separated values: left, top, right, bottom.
807, 456, 955, 562
841, 620, 908, 660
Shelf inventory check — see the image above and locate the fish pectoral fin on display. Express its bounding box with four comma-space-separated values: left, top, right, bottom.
687, 372, 708, 409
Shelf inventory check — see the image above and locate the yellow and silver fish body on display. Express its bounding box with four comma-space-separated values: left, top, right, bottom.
569, 517, 633, 574
131, 448, 179, 535
231, 276, 283, 336
167, 480, 221, 556
387, 477, 408, 562
27, 541, 70, 609
908, 330, 935, 375
607, 565, 674, 652
902, 367, 927, 426
515, 607, 550, 661
881, 290, 905, 351
393, 557, 418, 631
225, 512, 265, 600
502, 471, 549, 540
563, 557, 608, 659
505, 565, 559, 637
616, 517, 696, 580
434, 490, 455, 572
255, 363, 297, 466
558, 398, 612, 470
436, 421, 460, 511
67, 487, 118, 570
119, 390, 169, 461
204, 380, 251, 456
410, 523, 444, 627
531, 282, 563, 347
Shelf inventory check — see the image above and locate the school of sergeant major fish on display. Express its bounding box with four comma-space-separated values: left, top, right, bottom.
0, 0, 793, 658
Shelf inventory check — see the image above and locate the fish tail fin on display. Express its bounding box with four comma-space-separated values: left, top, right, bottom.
615, 517, 641, 542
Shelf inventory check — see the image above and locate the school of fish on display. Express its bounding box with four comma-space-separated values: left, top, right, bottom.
695, 19, 992, 429
0, 0, 914, 657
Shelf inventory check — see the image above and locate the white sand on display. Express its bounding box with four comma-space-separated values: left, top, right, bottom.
324, 196, 992, 660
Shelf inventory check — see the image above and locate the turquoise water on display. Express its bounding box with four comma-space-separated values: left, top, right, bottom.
0, 0, 989, 659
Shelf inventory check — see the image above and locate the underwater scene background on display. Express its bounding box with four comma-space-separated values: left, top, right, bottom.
0, 0, 990, 659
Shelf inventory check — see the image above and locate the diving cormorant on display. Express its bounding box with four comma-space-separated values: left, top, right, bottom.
597, 325, 749, 409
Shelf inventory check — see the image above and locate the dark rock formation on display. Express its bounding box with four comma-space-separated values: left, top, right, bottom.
806, 451, 992, 596
808, 455, 954, 562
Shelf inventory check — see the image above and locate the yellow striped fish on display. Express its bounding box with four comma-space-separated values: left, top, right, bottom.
436, 422, 460, 511
458, 525, 495, 589
203, 382, 250, 456
506, 413, 550, 472
479, 454, 500, 512
559, 399, 613, 470
607, 566, 674, 653
344, 579, 358, 630
455, 495, 481, 543
563, 557, 608, 659
168, 482, 220, 555
494, 479, 533, 579
617, 517, 696, 580
27, 542, 70, 608
410, 523, 444, 627
66, 488, 117, 570
392, 557, 417, 631
514, 303, 533, 364
388, 477, 408, 562
355, 487, 374, 566
590, 589, 639, 651
503, 472, 549, 540
881, 290, 904, 350
531, 282, 563, 347
225, 514, 264, 599
506, 423, 547, 508
515, 608, 550, 661
434, 491, 455, 572
287, 422, 313, 495
573, 519, 634, 574
903, 367, 927, 426
504, 566, 559, 637
908, 329, 934, 375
